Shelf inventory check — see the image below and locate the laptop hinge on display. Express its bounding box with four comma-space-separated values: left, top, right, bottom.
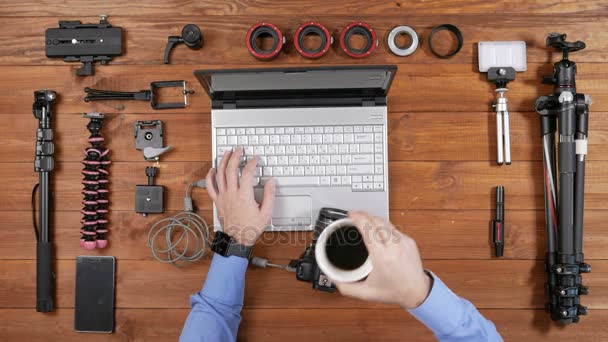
222, 102, 237, 109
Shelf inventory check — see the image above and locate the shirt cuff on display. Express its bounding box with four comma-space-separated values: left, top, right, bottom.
408, 271, 466, 337
201, 253, 249, 305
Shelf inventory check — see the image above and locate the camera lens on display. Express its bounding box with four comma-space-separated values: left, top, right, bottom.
325, 226, 368, 270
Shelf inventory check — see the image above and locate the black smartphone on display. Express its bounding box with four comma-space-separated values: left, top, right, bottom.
74, 256, 116, 333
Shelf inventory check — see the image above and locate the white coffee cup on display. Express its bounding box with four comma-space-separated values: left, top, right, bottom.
315, 218, 373, 283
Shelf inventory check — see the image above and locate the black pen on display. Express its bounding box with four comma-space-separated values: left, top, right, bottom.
492, 186, 505, 257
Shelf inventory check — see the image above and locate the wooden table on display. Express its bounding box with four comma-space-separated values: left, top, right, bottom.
1, 1, 607, 340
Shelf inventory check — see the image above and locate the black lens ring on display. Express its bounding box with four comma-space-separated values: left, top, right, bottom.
344, 26, 373, 54
250, 26, 279, 55
428, 24, 463, 59
298, 26, 327, 55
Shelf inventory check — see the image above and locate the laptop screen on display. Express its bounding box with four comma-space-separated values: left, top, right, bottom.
194, 66, 397, 108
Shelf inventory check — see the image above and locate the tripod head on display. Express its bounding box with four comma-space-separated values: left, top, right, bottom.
546, 33, 586, 56
32, 90, 57, 126
542, 33, 586, 94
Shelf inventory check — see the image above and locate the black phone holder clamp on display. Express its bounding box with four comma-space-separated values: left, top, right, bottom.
45, 14, 123, 76
164, 24, 204, 64
84, 80, 194, 110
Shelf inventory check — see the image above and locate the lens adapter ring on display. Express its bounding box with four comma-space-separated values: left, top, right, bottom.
339, 22, 378, 58
387, 26, 419, 57
428, 24, 463, 59
246, 22, 285, 60
294, 22, 332, 59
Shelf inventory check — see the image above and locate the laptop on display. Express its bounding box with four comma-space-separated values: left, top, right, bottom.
194, 65, 397, 231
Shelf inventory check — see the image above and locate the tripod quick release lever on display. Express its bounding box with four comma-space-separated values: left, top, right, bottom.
164, 24, 204, 64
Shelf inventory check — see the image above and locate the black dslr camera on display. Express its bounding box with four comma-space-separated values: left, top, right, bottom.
287, 208, 348, 293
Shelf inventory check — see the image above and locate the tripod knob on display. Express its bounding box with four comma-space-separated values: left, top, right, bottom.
578, 305, 588, 315
146, 166, 158, 186
182, 24, 203, 49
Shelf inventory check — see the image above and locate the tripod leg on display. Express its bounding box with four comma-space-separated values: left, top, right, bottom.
557, 99, 576, 258
503, 110, 511, 165
496, 111, 504, 164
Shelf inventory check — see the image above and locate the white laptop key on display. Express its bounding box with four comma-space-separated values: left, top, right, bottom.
348, 165, 374, 174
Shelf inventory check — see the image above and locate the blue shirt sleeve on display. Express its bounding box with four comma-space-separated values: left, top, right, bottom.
179, 254, 249, 342
408, 272, 503, 342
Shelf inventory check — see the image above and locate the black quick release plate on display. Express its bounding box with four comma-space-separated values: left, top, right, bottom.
45, 24, 122, 58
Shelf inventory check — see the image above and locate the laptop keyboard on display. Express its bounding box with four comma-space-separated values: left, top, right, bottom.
215, 125, 385, 192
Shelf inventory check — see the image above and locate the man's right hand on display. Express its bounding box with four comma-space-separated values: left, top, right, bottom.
335, 211, 433, 309
205, 147, 276, 247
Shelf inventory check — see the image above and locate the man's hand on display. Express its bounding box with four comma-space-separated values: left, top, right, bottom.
335, 211, 432, 309
205, 147, 276, 246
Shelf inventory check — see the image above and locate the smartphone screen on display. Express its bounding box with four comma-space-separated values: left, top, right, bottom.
74, 256, 115, 333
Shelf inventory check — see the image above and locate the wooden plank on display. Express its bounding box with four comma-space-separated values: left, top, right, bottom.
0, 308, 606, 341
239, 308, 608, 341
4, 160, 608, 211
3, 111, 608, 163
3, 0, 608, 17
0, 113, 212, 163
1, 15, 607, 65
0, 307, 607, 341
1, 259, 605, 310
3, 209, 608, 261
2, 63, 606, 115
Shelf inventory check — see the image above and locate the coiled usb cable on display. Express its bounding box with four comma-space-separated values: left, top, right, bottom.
146, 179, 211, 266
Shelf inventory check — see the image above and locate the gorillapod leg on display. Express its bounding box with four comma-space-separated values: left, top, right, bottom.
81, 113, 111, 249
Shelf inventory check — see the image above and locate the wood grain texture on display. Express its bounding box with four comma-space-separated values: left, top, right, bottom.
1, 308, 607, 341
1, 259, 606, 309
4, 209, 608, 261
1, 63, 607, 115
1, 15, 608, 65
3, 160, 608, 212
1, 1, 606, 340
2, 112, 608, 163
2, 0, 607, 17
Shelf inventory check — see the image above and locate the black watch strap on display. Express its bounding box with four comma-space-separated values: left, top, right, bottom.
212, 231, 253, 259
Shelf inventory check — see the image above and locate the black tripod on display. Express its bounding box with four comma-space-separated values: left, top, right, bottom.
32, 90, 57, 312
535, 33, 591, 324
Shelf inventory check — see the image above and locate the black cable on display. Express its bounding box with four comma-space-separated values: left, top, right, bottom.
31, 183, 40, 241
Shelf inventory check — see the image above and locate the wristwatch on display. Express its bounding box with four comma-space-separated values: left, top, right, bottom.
211, 231, 253, 259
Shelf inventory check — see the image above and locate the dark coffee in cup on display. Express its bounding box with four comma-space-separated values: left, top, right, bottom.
325, 225, 368, 270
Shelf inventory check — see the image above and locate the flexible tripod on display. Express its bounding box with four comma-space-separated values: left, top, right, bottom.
535, 33, 591, 324
488, 67, 516, 165
32, 90, 57, 312
81, 113, 111, 249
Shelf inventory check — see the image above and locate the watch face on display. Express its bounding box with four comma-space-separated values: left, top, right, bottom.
213, 231, 231, 255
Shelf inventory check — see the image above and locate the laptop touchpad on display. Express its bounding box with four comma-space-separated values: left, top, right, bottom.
271, 195, 312, 227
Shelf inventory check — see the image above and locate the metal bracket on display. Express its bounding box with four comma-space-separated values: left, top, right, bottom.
134, 120, 171, 161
